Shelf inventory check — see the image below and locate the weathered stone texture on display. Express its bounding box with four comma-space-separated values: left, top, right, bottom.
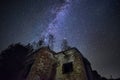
27, 48, 56, 80
55, 49, 87, 80
26, 47, 88, 80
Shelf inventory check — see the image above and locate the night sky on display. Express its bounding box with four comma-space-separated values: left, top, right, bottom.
0, 0, 120, 78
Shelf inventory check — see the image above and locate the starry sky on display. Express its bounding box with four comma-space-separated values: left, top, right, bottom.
0, 0, 120, 78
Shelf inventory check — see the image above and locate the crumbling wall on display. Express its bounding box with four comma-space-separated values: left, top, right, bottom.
26, 48, 88, 80
55, 49, 88, 80
26, 48, 56, 80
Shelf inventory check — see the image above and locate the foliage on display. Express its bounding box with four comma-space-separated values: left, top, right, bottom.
61, 38, 70, 51
0, 43, 33, 80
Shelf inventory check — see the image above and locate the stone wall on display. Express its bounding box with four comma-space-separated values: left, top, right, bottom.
54, 49, 88, 80
26, 47, 56, 80
26, 47, 89, 80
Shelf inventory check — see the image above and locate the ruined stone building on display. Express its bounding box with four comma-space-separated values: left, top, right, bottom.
24, 47, 93, 80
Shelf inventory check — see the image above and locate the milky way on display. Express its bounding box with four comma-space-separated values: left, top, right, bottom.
0, 0, 120, 78
40, 0, 72, 48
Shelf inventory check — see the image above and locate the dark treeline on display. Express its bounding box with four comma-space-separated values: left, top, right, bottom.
92, 70, 120, 80
0, 43, 33, 80
0, 42, 120, 80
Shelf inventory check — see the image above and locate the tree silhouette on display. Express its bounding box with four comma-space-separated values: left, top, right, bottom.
37, 36, 45, 48
48, 34, 55, 50
0, 43, 33, 80
61, 38, 70, 51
